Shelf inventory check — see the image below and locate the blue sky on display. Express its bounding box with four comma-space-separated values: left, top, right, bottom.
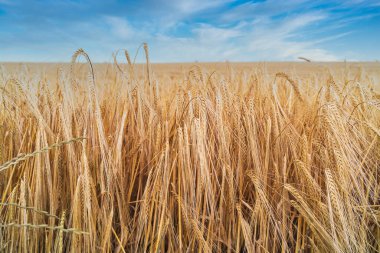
0, 0, 379, 62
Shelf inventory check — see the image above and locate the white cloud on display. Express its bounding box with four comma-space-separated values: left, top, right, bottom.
221, 0, 314, 22
243, 12, 340, 61
145, 0, 233, 32
169, 0, 231, 14
104, 16, 140, 40
280, 13, 327, 34
149, 12, 340, 62
193, 23, 243, 43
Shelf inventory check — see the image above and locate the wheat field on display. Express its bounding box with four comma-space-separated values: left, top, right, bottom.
0, 48, 379, 252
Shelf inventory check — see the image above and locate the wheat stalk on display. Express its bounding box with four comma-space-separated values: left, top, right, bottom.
0, 137, 85, 173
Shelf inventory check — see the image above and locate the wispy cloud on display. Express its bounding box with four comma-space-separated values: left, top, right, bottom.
168, 0, 231, 14
144, 11, 340, 61
243, 12, 339, 61
221, 0, 313, 21
104, 16, 146, 40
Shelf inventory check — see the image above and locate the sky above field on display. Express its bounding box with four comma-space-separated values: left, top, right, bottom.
0, 0, 379, 62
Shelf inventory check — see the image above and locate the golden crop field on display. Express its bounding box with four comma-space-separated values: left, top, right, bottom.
0, 49, 379, 252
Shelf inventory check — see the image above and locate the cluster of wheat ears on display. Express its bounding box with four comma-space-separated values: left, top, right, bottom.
0, 46, 379, 252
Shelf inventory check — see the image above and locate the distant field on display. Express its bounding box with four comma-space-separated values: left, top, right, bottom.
0, 54, 379, 252
2, 61, 380, 78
